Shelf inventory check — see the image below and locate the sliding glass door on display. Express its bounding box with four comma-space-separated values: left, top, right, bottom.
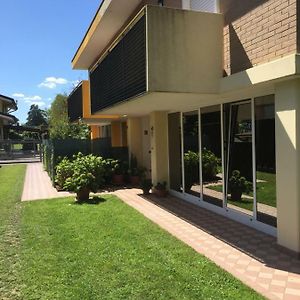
168, 95, 277, 228
224, 101, 253, 216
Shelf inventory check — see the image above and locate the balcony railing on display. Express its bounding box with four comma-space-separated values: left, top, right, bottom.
68, 84, 83, 122
90, 14, 146, 114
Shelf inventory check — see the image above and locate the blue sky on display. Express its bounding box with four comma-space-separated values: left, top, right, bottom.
0, 0, 102, 123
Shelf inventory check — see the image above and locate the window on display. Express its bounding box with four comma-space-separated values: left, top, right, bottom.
182, 0, 218, 13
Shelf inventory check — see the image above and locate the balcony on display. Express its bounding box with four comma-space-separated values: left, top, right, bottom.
68, 83, 83, 122
89, 5, 223, 114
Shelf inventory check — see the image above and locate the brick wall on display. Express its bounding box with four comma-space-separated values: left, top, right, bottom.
221, 0, 297, 75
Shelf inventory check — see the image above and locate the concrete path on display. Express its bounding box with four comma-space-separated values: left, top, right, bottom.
115, 189, 300, 300
21, 163, 73, 201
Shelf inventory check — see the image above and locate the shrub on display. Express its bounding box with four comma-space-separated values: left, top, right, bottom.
202, 148, 220, 181
184, 151, 199, 190
55, 153, 106, 199
229, 170, 252, 194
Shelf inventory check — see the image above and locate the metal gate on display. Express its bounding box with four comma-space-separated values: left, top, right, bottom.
0, 139, 42, 163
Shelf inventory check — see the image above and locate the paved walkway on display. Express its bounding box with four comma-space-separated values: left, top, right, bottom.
21, 163, 73, 201
21, 163, 300, 300
114, 189, 300, 300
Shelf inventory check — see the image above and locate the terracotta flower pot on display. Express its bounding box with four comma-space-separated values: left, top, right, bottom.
153, 188, 168, 197
113, 174, 124, 185
76, 188, 90, 202
231, 190, 242, 201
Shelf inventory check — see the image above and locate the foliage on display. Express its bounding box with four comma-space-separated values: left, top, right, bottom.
55, 153, 106, 193
26, 104, 48, 127
184, 151, 199, 189
229, 170, 252, 194
128, 154, 147, 177
202, 148, 220, 180
140, 178, 152, 191
48, 94, 90, 139
111, 159, 128, 175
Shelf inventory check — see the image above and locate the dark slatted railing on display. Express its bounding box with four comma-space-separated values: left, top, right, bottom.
68, 84, 83, 122
90, 15, 146, 113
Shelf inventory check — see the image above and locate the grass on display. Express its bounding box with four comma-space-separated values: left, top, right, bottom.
0, 165, 264, 299
207, 171, 276, 209
0, 164, 26, 299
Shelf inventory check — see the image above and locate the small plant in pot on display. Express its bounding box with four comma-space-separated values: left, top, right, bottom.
140, 178, 152, 195
153, 181, 168, 197
228, 170, 251, 201
56, 153, 106, 203
112, 160, 126, 186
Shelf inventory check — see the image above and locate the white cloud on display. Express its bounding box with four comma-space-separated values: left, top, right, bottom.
24, 95, 42, 101
38, 77, 69, 89
12, 93, 25, 98
25, 100, 46, 107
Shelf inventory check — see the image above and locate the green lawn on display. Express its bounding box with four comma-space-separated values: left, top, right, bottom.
0, 165, 264, 299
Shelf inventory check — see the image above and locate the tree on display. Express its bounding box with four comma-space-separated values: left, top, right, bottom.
26, 104, 48, 127
48, 93, 90, 139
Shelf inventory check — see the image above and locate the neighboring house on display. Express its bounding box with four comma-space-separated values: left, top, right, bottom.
0, 94, 18, 140
70, 0, 300, 255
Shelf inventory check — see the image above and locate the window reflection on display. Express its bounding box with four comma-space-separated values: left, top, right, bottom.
201, 105, 223, 207
255, 95, 277, 227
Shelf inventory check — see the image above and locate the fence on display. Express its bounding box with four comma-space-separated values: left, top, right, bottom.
0, 139, 42, 162
42, 138, 128, 184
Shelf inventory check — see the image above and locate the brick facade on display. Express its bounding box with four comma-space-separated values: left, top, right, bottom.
221, 0, 297, 75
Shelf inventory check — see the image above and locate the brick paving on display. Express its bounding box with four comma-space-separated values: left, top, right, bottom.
21, 163, 73, 201
114, 189, 300, 300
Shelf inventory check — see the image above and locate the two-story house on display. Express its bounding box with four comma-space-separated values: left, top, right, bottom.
0, 94, 18, 140
70, 0, 300, 256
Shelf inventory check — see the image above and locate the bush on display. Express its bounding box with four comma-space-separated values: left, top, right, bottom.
184, 151, 199, 190
202, 148, 220, 181
55, 153, 106, 195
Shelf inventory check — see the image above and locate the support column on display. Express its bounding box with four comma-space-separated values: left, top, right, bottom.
90, 125, 100, 140
150, 111, 168, 185
111, 121, 122, 147
275, 79, 300, 254
127, 118, 143, 165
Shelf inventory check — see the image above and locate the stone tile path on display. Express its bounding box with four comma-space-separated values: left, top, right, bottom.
21, 163, 300, 299
21, 163, 73, 201
114, 189, 300, 300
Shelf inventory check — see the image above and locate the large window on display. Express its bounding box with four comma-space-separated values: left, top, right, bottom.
168, 95, 277, 228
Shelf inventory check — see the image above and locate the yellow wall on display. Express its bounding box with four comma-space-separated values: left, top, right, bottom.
111, 121, 122, 147
275, 79, 300, 253
90, 125, 100, 140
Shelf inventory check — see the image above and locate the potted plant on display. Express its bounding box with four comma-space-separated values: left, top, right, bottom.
55, 153, 106, 202
228, 170, 251, 201
153, 181, 168, 197
140, 178, 152, 195
112, 160, 126, 185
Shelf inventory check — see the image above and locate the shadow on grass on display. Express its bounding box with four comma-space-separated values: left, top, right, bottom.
73, 196, 107, 205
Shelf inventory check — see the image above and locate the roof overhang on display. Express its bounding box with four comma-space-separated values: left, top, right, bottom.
0, 94, 17, 111
72, 0, 143, 70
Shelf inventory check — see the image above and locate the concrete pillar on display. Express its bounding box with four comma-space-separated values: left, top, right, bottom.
150, 111, 168, 185
127, 118, 143, 165
275, 79, 300, 254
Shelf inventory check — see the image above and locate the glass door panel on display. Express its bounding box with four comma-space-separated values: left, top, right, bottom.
255, 95, 277, 227
201, 105, 223, 207
183, 111, 200, 197
168, 113, 183, 192
225, 101, 254, 215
